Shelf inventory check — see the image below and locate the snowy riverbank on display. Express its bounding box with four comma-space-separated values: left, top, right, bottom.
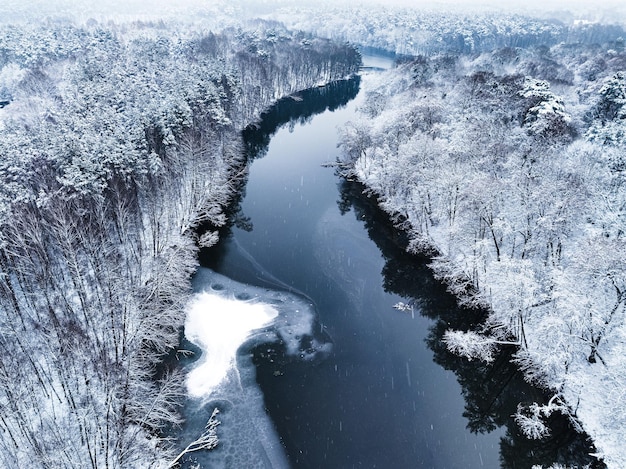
339, 51, 626, 468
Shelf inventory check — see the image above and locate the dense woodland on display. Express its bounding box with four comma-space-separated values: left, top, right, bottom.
0, 19, 359, 468
338, 33, 626, 468
272, 3, 626, 56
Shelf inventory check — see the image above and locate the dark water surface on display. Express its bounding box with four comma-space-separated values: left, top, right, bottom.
189, 54, 600, 469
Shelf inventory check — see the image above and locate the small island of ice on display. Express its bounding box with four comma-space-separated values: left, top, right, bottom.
185, 292, 278, 398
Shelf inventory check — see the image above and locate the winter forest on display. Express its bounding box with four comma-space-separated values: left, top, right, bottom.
1, 0, 626, 468
0, 14, 359, 468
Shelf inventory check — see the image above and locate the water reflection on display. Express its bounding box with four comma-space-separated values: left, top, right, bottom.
199, 76, 361, 263
336, 178, 604, 469
242, 76, 361, 160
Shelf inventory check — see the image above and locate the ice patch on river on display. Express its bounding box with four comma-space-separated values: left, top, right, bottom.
179, 268, 331, 468
185, 293, 278, 397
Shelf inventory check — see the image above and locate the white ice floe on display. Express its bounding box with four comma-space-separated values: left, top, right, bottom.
185, 292, 278, 398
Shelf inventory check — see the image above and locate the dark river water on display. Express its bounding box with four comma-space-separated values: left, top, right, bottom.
179, 54, 601, 469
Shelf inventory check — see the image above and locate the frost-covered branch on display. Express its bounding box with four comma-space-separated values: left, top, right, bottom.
168, 408, 220, 468
514, 395, 567, 440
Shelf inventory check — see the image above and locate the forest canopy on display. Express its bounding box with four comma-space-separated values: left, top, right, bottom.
0, 19, 359, 468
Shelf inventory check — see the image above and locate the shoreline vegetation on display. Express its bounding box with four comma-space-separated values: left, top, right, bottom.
336, 34, 626, 469
0, 18, 359, 467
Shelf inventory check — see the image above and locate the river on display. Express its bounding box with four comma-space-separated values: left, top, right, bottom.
177, 53, 601, 469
